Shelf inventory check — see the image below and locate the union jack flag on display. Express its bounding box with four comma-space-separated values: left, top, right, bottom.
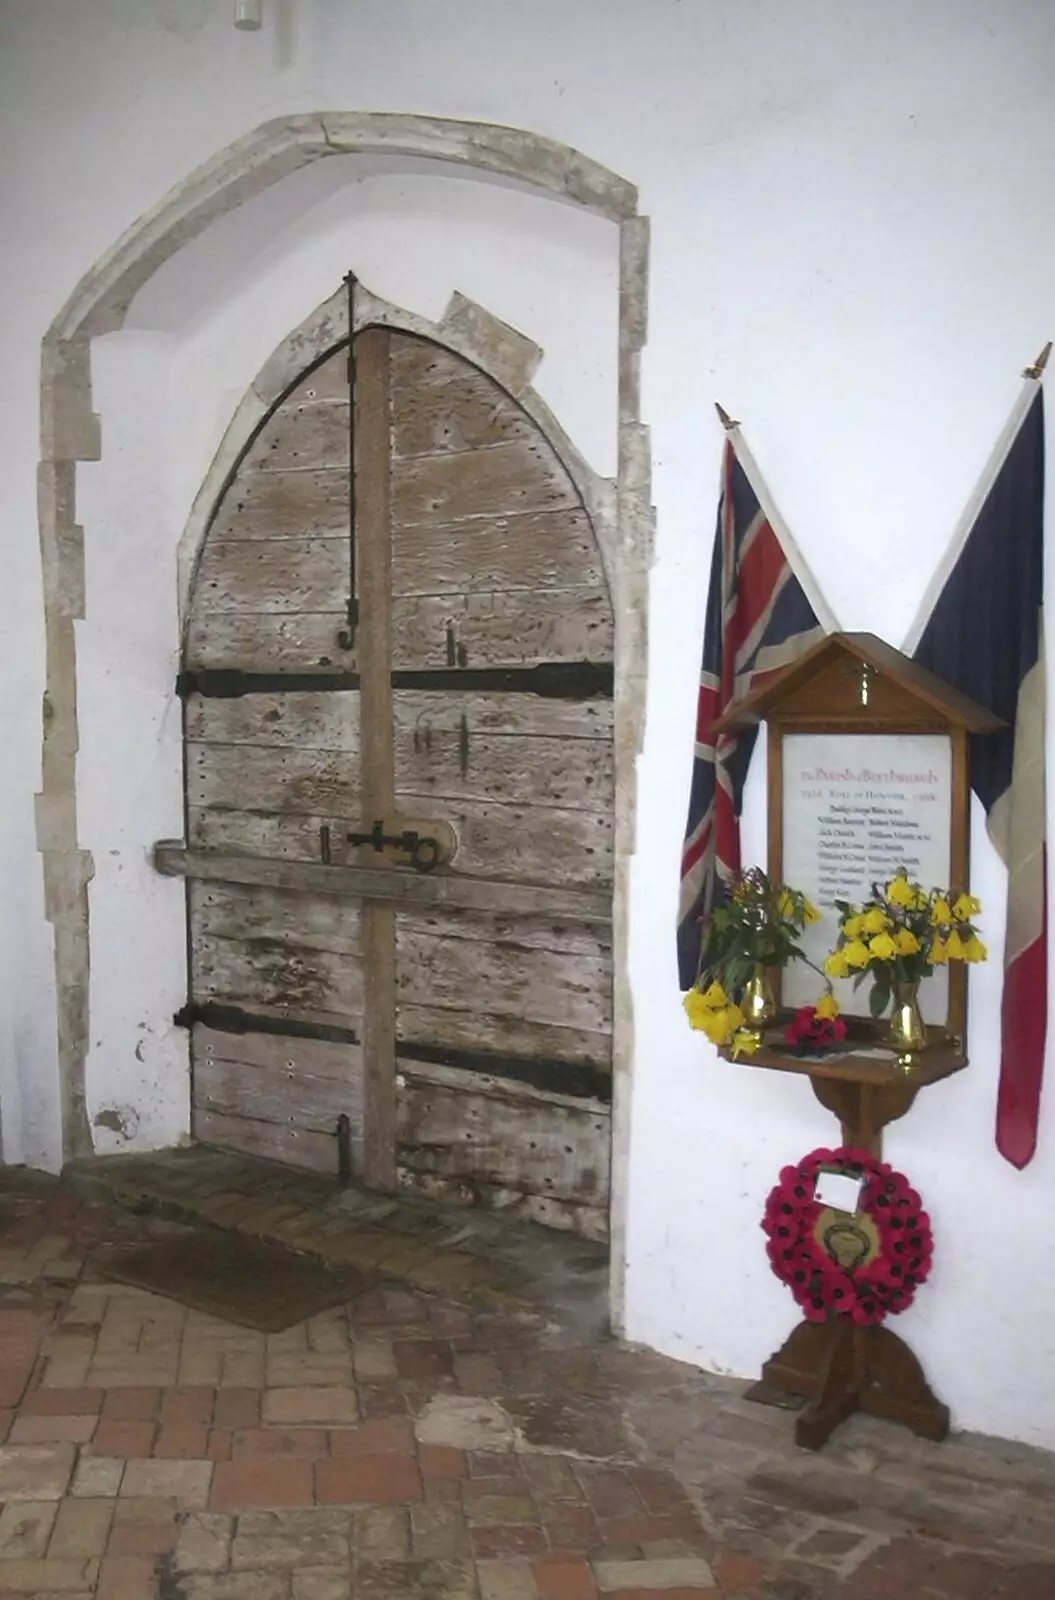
677, 436, 829, 990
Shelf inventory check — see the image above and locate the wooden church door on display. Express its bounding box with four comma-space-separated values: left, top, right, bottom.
175, 317, 615, 1239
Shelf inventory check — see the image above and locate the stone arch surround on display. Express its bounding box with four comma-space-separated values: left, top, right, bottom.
36, 112, 652, 1329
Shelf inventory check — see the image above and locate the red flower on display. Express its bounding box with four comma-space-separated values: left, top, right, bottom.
784, 1006, 848, 1050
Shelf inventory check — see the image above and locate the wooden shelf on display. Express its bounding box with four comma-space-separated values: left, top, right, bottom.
723, 1027, 967, 1089
719, 1018, 968, 1160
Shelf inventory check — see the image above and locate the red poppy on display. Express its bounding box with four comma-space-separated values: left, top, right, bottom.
784, 1005, 848, 1051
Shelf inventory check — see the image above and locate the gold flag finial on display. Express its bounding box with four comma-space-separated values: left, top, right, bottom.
715, 402, 740, 430
1023, 342, 1052, 380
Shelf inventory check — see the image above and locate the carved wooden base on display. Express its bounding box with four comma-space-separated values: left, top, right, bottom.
762, 1318, 950, 1451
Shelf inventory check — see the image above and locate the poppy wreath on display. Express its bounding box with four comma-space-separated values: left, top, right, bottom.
761, 1146, 934, 1326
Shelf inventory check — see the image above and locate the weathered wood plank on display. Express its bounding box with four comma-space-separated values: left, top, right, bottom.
392, 441, 577, 528
242, 401, 349, 474
392, 588, 613, 667
395, 1167, 607, 1241
392, 334, 479, 389
208, 469, 348, 542
395, 924, 610, 1035
159, 841, 613, 923
186, 743, 359, 816
295, 347, 350, 403
195, 1108, 340, 1176
395, 1053, 607, 1112
393, 691, 612, 740
396, 1005, 610, 1071
185, 589, 612, 672
391, 795, 614, 888
192, 537, 348, 613
395, 1077, 609, 1204
397, 906, 610, 956
194, 1042, 363, 1160
196, 1024, 360, 1080
189, 798, 612, 888
192, 931, 364, 1021
189, 882, 361, 956
391, 510, 602, 596
186, 691, 361, 753
391, 359, 532, 458
184, 612, 349, 673
396, 727, 613, 811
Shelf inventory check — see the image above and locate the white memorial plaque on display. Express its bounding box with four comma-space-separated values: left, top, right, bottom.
781, 733, 952, 1022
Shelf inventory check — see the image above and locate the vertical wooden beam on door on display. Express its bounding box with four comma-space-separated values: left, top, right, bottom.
356, 329, 397, 1189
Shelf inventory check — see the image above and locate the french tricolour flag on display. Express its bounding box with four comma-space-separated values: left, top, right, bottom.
907, 368, 1047, 1168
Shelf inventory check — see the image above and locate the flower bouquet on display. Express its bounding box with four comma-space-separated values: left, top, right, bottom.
823, 869, 985, 1055
683, 868, 822, 1054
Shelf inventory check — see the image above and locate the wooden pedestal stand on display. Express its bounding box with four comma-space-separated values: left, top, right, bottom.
729, 1030, 963, 1451
707, 634, 1000, 1450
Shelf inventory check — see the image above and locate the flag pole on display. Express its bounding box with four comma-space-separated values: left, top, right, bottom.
902, 345, 1050, 653
714, 402, 841, 633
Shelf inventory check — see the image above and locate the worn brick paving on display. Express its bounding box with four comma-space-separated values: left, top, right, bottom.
0, 1164, 1051, 1599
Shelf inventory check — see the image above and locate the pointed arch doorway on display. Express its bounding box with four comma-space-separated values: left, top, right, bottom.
163, 300, 616, 1241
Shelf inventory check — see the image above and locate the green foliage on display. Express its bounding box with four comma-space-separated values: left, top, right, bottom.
699, 867, 820, 999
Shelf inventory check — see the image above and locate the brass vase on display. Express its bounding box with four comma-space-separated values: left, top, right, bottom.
888, 977, 926, 1070
740, 969, 776, 1047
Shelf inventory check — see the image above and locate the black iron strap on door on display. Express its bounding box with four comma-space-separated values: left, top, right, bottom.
176, 669, 362, 699
175, 665, 611, 701
337, 270, 360, 652
173, 999, 359, 1047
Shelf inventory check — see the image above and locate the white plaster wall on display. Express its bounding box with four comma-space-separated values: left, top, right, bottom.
2, 0, 1055, 1447
76, 333, 190, 1154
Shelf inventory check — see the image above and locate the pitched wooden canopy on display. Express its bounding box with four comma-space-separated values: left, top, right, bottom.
712, 632, 1005, 733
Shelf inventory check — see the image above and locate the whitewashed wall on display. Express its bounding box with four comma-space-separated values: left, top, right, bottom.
2, 0, 1054, 1447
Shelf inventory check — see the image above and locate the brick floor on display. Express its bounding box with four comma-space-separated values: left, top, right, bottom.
0, 1162, 1049, 1599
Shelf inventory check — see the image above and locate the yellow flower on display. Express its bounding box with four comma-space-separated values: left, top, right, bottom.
945, 930, 968, 961
824, 950, 850, 979
964, 934, 988, 962
894, 928, 921, 956
842, 913, 865, 938
953, 893, 982, 921
886, 874, 916, 908
694, 1000, 746, 1047
776, 889, 794, 918
803, 899, 822, 924
815, 992, 841, 1020
931, 935, 949, 965
862, 907, 891, 934
843, 938, 872, 969
869, 931, 898, 961
700, 1013, 727, 1044
684, 988, 714, 1030
931, 897, 953, 926
685, 982, 731, 1031
731, 1029, 761, 1057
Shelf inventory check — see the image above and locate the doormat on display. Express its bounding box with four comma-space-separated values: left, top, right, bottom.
93, 1230, 365, 1332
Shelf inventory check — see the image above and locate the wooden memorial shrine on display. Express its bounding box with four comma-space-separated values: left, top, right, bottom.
712, 632, 1003, 1449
